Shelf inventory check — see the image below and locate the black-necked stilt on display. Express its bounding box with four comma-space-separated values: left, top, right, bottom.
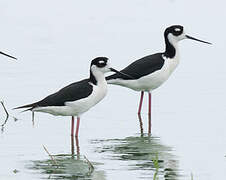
14, 57, 129, 137
0, 51, 17, 59
106, 25, 211, 130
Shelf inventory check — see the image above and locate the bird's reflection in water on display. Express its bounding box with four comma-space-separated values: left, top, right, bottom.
28, 136, 106, 180
91, 134, 180, 179
71, 135, 80, 160
138, 114, 152, 136
138, 114, 144, 136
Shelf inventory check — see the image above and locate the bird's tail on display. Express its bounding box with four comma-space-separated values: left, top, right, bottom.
13, 102, 38, 111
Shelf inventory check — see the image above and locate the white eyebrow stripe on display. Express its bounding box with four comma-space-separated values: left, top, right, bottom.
175, 28, 181, 32
99, 60, 105, 64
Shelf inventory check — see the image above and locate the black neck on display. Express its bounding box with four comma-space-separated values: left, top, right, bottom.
163, 35, 176, 58
89, 70, 97, 85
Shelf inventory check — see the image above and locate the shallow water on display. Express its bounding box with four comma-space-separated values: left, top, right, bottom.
26, 135, 180, 180
1, 0, 226, 179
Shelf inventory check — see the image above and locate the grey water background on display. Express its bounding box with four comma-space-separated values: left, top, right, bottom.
0, 0, 225, 179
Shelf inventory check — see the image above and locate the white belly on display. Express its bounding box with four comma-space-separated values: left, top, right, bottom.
33, 82, 108, 116
108, 55, 179, 92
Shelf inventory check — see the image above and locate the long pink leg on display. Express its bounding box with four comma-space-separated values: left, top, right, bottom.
71, 116, 74, 136
148, 92, 151, 134
75, 117, 80, 137
138, 91, 144, 114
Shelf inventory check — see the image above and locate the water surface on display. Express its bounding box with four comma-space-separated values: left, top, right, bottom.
1, 0, 226, 179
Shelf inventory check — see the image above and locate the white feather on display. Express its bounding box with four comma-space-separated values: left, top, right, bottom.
33, 66, 108, 116
108, 35, 180, 92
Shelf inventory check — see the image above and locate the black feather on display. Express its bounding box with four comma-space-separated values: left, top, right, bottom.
106, 53, 165, 81
14, 79, 93, 109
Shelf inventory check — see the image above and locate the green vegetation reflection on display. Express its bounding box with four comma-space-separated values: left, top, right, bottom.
91, 135, 180, 180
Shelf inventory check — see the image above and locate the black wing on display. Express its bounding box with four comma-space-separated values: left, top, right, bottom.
14, 79, 93, 109
106, 53, 165, 80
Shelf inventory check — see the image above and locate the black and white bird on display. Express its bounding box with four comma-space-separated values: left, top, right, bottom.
0, 50, 17, 60
14, 57, 129, 137
106, 25, 211, 128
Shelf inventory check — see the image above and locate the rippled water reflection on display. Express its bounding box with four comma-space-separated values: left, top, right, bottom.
27, 136, 106, 180
28, 155, 92, 179
26, 133, 181, 180
91, 135, 181, 180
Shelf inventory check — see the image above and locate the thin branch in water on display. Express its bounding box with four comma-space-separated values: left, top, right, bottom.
1, 117, 8, 133
1, 116, 8, 126
43, 145, 58, 166
84, 155, 94, 173
1, 103, 9, 133
0, 101, 9, 119
0, 101, 19, 133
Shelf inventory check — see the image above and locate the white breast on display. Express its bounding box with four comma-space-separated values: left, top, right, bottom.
65, 81, 108, 115
108, 54, 179, 92
33, 81, 108, 116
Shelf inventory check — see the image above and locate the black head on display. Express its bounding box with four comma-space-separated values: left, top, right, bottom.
89, 57, 133, 84
164, 25, 211, 44
91, 57, 108, 68
164, 25, 184, 38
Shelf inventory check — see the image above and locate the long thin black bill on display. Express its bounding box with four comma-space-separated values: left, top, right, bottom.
185, 35, 212, 45
0, 51, 17, 60
110, 68, 133, 79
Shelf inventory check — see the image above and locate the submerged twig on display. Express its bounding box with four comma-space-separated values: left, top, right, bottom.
84, 155, 94, 173
1, 117, 8, 133
1, 116, 19, 134
43, 145, 58, 166
0, 101, 9, 119
0, 101, 19, 133
1, 101, 9, 133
